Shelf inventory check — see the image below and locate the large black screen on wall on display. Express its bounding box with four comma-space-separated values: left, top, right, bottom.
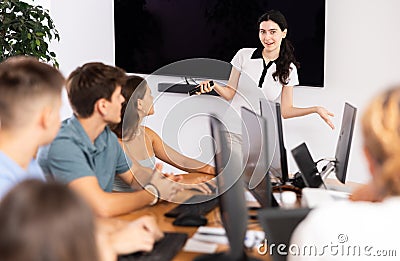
114, 0, 325, 86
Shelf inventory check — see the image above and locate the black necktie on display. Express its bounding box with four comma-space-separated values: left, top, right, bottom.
258, 60, 274, 88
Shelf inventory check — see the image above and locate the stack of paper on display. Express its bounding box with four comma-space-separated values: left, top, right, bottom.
183, 226, 265, 253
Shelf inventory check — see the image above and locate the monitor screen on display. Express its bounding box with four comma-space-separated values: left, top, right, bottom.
260, 99, 289, 183
114, 0, 326, 86
334, 103, 357, 183
258, 208, 311, 261
209, 116, 248, 260
241, 107, 276, 208
291, 142, 322, 188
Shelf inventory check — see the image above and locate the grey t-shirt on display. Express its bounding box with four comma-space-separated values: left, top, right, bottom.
38, 116, 132, 192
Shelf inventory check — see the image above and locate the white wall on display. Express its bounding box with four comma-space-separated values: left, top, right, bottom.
26, 0, 49, 9
49, 0, 400, 183
50, 0, 115, 77
49, 0, 115, 119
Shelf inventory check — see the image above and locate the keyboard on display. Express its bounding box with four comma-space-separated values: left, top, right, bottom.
118, 232, 188, 261
164, 194, 219, 218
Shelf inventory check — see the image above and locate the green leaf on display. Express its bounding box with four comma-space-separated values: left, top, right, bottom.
0, 0, 60, 65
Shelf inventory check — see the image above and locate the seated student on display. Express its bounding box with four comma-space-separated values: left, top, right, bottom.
0, 56, 64, 199
289, 87, 400, 260
110, 75, 215, 192
0, 56, 163, 256
38, 62, 181, 217
0, 180, 163, 261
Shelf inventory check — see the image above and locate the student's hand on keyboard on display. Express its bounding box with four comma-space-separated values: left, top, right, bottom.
139, 216, 164, 241
182, 176, 216, 194
164, 173, 183, 182
109, 216, 164, 255
150, 163, 183, 201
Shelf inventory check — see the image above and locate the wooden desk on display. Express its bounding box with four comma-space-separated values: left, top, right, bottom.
116, 188, 270, 261
116, 171, 363, 260
324, 177, 362, 191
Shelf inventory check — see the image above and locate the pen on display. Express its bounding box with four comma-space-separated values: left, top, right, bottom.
196, 231, 226, 236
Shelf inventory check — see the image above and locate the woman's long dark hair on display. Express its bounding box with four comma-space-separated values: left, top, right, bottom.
258, 10, 300, 85
110, 75, 147, 141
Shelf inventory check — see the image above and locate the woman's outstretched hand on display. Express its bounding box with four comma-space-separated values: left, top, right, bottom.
316, 106, 335, 129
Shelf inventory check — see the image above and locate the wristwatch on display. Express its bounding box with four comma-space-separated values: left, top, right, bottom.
144, 184, 159, 206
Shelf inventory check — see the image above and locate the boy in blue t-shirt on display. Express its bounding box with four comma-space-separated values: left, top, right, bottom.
0, 57, 64, 199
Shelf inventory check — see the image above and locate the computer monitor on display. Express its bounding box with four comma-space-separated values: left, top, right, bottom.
291, 142, 323, 188
291, 103, 357, 186
195, 116, 260, 261
334, 102, 357, 183
241, 107, 277, 208
259, 99, 289, 183
257, 208, 311, 261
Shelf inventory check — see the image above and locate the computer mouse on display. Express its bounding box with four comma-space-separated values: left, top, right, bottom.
173, 213, 208, 227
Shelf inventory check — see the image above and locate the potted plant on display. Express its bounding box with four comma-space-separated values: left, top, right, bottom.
0, 0, 60, 67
